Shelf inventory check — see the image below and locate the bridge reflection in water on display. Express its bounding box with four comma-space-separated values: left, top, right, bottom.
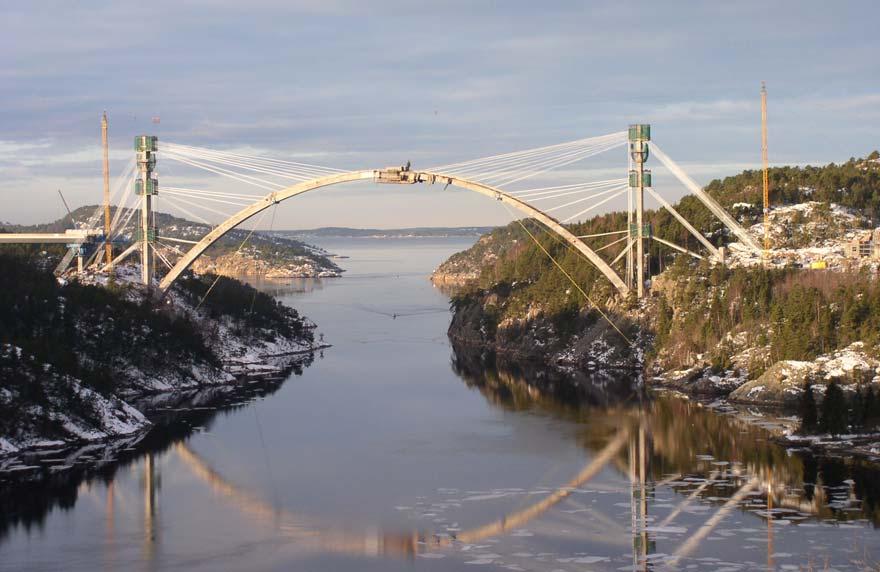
97, 347, 880, 570
4, 347, 880, 570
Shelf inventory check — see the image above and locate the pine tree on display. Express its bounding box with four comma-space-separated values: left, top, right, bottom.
799, 380, 819, 433
864, 386, 879, 431
851, 385, 865, 432
820, 381, 849, 436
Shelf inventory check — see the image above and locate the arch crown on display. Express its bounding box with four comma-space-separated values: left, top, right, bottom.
156, 168, 629, 296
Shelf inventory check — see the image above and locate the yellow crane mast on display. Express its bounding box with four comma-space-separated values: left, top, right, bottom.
102, 112, 112, 264
761, 82, 770, 265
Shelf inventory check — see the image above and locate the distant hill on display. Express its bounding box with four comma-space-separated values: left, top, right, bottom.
1, 206, 342, 278
277, 226, 496, 239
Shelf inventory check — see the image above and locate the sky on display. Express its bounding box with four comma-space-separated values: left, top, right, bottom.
2, 0, 879, 229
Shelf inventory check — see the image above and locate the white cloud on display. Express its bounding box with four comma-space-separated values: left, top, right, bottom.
648, 100, 756, 122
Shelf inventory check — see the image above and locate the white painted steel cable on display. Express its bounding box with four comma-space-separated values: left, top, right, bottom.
155, 239, 186, 257
498, 201, 632, 345
562, 188, 628, 222
577, 230, 629, 239
165, 142, 346, 174
162, 186, 263, 200
455, 139, 618, 183
509, 178, 628, 196
151, 243, 174, 270
520, 183, 626, 202
163, 152, 283, 191
84, 160, 135, 231
109, 175, 139, 233
160, 195, 225, 225
162, 189, 254, 208
430, 131, 625, 172
545, 185, 628, 212
593, 234, 629, 253
444, 139, 608, 179
165, 148, 326, 182
475, 138, 620, 179
111, 195, 142, 239
110, 179, 140, 237
490, 141, 626, 187
161, 193, 240, 220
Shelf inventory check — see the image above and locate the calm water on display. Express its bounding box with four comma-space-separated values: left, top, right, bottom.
2, 237, 880, 571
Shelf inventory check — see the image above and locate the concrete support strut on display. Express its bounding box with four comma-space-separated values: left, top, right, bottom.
157, 168, 630, 296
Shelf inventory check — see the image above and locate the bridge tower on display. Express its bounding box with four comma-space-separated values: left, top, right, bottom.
135, 135, 158, 285
628, 124, 651, 298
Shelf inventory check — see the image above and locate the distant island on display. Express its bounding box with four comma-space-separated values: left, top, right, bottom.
275, 226, 496, 239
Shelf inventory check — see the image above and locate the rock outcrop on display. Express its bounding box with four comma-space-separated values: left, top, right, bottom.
448, 290, 640, 370
729, 343, 880, 406
191, 251, 341, 279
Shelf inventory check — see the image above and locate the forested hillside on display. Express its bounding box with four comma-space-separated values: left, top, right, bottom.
440, 152, 880, 407
0, 251, 317, 453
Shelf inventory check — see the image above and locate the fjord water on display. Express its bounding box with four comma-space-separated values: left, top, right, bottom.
2, 237, 880, 571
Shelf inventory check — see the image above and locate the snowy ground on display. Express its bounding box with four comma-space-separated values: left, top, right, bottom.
726, 202, 878, 271
730, 342, 880, 406
1, 263, 324, 459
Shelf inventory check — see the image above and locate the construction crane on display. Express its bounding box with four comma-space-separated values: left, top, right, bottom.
761, 82, 770, 266
102, 111, 112, 264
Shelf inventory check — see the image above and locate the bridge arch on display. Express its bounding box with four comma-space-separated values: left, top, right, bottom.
157, 169, 629, 295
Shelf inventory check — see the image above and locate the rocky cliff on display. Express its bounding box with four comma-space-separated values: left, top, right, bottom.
448, 286, 640, 370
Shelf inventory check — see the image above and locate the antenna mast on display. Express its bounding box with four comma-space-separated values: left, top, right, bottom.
761, 82, 770, 266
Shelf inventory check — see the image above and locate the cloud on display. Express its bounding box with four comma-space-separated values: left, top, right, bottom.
648, 100, 757, 122
2, 1, 880, 227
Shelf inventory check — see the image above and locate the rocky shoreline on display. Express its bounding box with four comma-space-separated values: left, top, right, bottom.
191, 251, 342, 279
0, 263, 326, 460
446, 297, 880, 462
446, 287, 641, 371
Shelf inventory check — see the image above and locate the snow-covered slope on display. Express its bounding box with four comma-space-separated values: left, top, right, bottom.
1, 262, 324, 458
730, 342, 880, 406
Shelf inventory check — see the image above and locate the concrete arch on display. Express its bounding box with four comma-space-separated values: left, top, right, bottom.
157, 169, 629, 295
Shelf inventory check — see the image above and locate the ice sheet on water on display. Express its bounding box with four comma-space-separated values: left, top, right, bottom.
645, 526, 688, 534
556, 555, 610, 564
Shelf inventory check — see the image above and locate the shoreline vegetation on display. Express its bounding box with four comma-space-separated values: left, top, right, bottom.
434, 152, 880, 460
0, 251, 324, 461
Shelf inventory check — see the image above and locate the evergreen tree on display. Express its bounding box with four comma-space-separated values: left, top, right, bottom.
799, 380, 819, 433
851, 386, 865, 432
864, 386, 879, 431
820, 381, 849, 435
